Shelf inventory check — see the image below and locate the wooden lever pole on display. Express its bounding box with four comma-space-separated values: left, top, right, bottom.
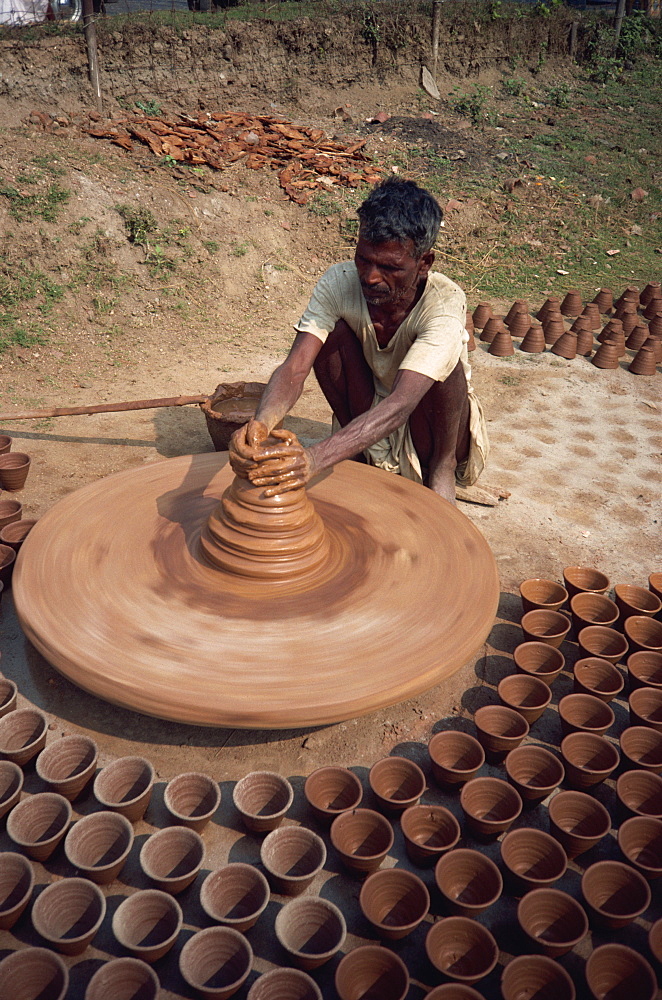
0, 394, 208, 422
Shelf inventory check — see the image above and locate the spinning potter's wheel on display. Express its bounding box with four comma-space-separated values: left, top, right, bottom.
13, 455, 499, 728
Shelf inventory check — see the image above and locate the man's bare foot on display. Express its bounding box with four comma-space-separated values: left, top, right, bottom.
428, 464, 458, 506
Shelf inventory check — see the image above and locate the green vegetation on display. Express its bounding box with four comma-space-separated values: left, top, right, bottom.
0, 254, 62, 352
0, 181, 70, 223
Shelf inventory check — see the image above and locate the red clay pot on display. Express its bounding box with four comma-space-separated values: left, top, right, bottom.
592, 287, 613, 313
472, 302, 492, 329
614, 285, 640, 311
0, 707, 47, 765
620, 725, 662, 773
260, 824, 326, 896
6, 791, 72, 861
581, 301, 602, 329
513, 641, 565, 684
517, 888, 588, 958
598, 318, 624, 341
518, 323, 546, 352
629, 686, 662, 731
460, 776, 522, 839
649, 919, 662, 966
624, 615, 662, 655
501, 826, 567, 895
434, 848, 502, 916
570, 314, 592, 333
626, 322, 650, 351
551, 331, 578, 359
505, 299, 529, 325
497, 673, 552, 724
425, 987, 484, 1000
368, 755, 426, 813
629, 345, 658, 375
139, 825, 205, 894
425, 917, 498, 985
487, 329, 515, 356
275, 896, 346, 967
618, 581, 662, 620
232, 771, 293, 833
563, 565, 610, 598
617, 815, 662, 879
0, 452, 31, 491
179, 926, 253, 1000
0, 543, 16, 587
112, 889, 183, 963
35, 734, 98, 801
473, 704, 529, 761
330, 808, 394, 876
575, 326, 595, 357
400, 803, 460, 865
84, 958, 160, 1000
359, 868, 429, 940
246, 969, 322, 1000
649, 314, 662, 337
0, 850, 34, 930
519, 577, 567, 614
0, 499, 22, 531
621, 309, 640, 338
93, 755, 155, 822
578, 625, 628, 664
304, 765, 363, 824
200, 863, 270, 933
466, 325, 476, 352
586, 944, 657, 1000
64, 810, 134, 884
0, 947, 68, 1000
335, 945, 409, 1000
641, 281, 661, 307
506, 311, 532, 338
548, 789, 611, 858
591, 342, 620, 369
581, 859, 651, 928
0, 518, 37, 552
649, 572, 662, 602
627, 650, 662, 691
0, 435, 10, 454
0, 759, 23, 819
428, 731, 484, 787
644, 296, 662, 320
164, 771, 221, 832
505, 745, 564, 804
560, 732, 620, 788
558, 693, 615, 737
616, 769, 662, 820
521, 609, 570, 648
32, 877, 106, 956
561, 290, 583, 316
542, 311, 566, 345
573, 657, 624, 701
501, 955, 575, 1000
0, 677, 18, 718
644, 333, 662, 360
480, 316, 505, 344
536, 296, 560, 321
570, 592, 619, 632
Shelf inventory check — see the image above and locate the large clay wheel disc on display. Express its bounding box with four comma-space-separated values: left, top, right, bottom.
13, 455, 499, 728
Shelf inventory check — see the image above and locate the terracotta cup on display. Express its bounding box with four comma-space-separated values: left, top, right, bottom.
400, 803, 460, 866
112, 889, 183, 963
0, 435, 10, 454
434, 848, 502, 917
200, 863, 270, 932
0, 758, 23, 819
0, 850, 34, 930
628, 651, 662, 692
425, 917, 498, 985
164, 771, 221, 832
573, 657, 624, 701
563, 565, 610, 598
473, 704, 528, 761
480, 316, 504, 343
558, 693, 615, 737
232, 771, 293, 833
561, 290, 583, 316
179, 926, 253, 1000
93, 755, 155, 822
368, 755, 426, 813
0, 676, 18, 717
582, 859, 651, 928
0, 707, 48, 765
578, 626, 628, 664
84, 958, 160, 1000
517, 887, 588, 958
0, 518, 37, 552
303, 765, 363, 824
247, 969, 322, 1000
649, 918, 662, 966
519, 323, 546, 353
593, 287, 613, 313
497, 673, 551, 724
624, 615, 662, 655
275, 896, 346, 968
570, 592, 619, 632
0, 498, 22, 530
629, 686, 662, 731
35, 734, 98, 801
513, 642, 565, 685
629, 345, 658, 375
0, 542, 17, 586
615, 769, 662, 820
575, 326, 595, 356
505, 745, 564, 804
488, 329, 515, 357
359, 868, 429, 940
615, 584, 662, 623
586, 944, 657, 1000
592, 342, 620, 368
536, 296, 560, 321
7, 791, 72, 861
460, 776, 522, 838
560, 732, 619, 788
620, 725, 662, 773
500, 827, 567, 895
521, 609, 570, 648
551, 331, 578, 359
505, 299, 529, 325
32, 877, 106, 956
329, 808, 394, 876
472, 302, 492, 329
548, 789, 611, 859
0, 452, 31, 491
335, 945, 409, 1000
140, 825, 204, 894
501, 955, 575, 1000
424, 988, 484, 1000
428, 731, 484, 787
617, 815, 662, 879
649, 572, 662, 602
260, 824, 326, 896
0, 947, 68, 1000
64, 810, 134, 884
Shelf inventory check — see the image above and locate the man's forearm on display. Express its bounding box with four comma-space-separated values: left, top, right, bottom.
254, 363, 306, 433
308, 395, 413, 474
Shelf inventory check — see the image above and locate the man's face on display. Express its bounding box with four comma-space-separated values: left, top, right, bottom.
354, 232, 432, 308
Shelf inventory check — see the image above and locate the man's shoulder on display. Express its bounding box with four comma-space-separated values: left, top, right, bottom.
316, 260, 358, 288
425, 271, 466, 304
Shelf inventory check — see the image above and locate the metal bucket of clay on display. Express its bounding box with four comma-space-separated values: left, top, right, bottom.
200, 382, 268, 452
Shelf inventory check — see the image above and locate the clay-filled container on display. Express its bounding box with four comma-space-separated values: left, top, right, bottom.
0, 677, 18, 717
428, 731, 484, 787
617, 815, 662, 879
200, 863, 270, 932
368, 755, 426, 813
570, 592, 619, 632
505, 745, 564, 804
0, 435, 10, 454
548, 789, 611, 858
359, 868, 429, 940
497, 673, 552, 724
164, 771, 221, 832
628, 651, 662, 691
0, 452, 31, 491
586, 944, 657, 1000
460, 776, 522, 839
629, 345, 658, 375
472, 302, 492, 329
501, 955, 575, 1000
575, 326, 595, 357
303, 766, 363, 824
93, 755, 155, 821
0, 850, 34, 930
335, 945, 409, 1000
573, 657, 624, 701
536, 296, 560, 321
425, 917, 498, 985
64, 810, 134, 884
32, 877, 106, 955
517, 887, 588, 958
0, 758, 23, 819
629, 686, 662, 731
581, 859, 651, 928
518, 323, 546, 352
7, 791, 72, 861
616, 769, 662, 820
400, 804, 460, 865
620, 725, 662, 773
561, 290, 583, 316
112, 889, 183, 963
520, 609, 570, 648
519, 577, 568, 614
0, 947, 68, 1000
0, 543, 16, 586
260, 824, 326, 896
624, 615, 662, 655
275, 896, 346, 968
425, 988, 483, 1000
506, 311, 531, 338
649, 572, 662, 602
330, 808, 394, 876
560, 732, 619, 788
563, 565, 610, 598
591, 342, 620, 369
200, 382, 269, 452
35, 734, 98, 801
626, 323, 650, 352
179, 926, 252, 1000
247, 969, 322, 1000
593, 287, 613, 313
479, 316, 504, 343
542, 312, 565, 345
0, 707, 47, 765
551, 331, 578, 359
487, 329, 515, 357
505, 299, 529, 326
140, 825, 204, 894
232, 771, 293, 833
500, 827, 567, 895
434, 848, 502, 916
578, 625, 628, 664
0, 498, 22, 530
558, 693, 615, 737
649, 919, 662, 966
0, 518, 37, 552
513, 641, 564, 685
84, 958, 160, 1000
473, 704, 529, 761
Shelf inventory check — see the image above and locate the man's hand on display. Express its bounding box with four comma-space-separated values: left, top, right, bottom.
228, 419, 270, 478
229, 423, 314, 495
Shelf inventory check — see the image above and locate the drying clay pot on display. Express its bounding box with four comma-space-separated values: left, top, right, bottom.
179, 927, 253, 1000
616, 769, 662, 820
649, 313, 662, 336
501, 955, 575, 1000
0, 758, 23, 818
425, 988, 484, 1000
500, 827, 567, 895
479, 316, 504, 344
505, 299, 529, 325
548, 789, 611, 858
246, 969, 322, 1000
93, 755, 155, 821
359, 868, 429, 940
164, 771, 221, 832
581, 301, 602, 329
563, 565, 610, 598
0, 543, 16, 587
649, 572, 662, 602
628, 650, 662, 691
35, 734, 98, 801
400, 803, 460, 866
518, 323, 546, 352
625, 615, 662, 656
551, 331, 578, 359
536, 296, 560, 321
0, 435, 10, 454
649, 919, 662, 966
140, 825, 204, 894
84, 958, 160, 1000
368, 755, 426, 813
561, 290, 583, 316
6, 791, 72, 861
260, 824, 326, 896
506, 311, 531, 338
473, 704, 529, 761
578, 625, 628, 664
0, 677, 18, 718
517, 888, 588, 958
617, 815, 662, 879
519, 577, 567, 614
513, 641, 564, 685
644, 333, 662, 361
304, 766, 363, 824
592, 287, 613, 313
0, 850, 34, 930
570, 592, 619, 633
629, 345, 658, 375
591, 342, 620, 369
434, 848, 502, 917
620, 725, 662, 773
573, 657, 624, 701
615, 581, 661, 625
614, 285, 640, 310
32, 877, 106, 955
520, 609, 570, 648
112, 889, 183, 963
330, 808, 394, 876
641, 281, 661, 307
542, 311, 566, 345
425, 917, 498, 985
200, 863, 270, 932
0, 707, 47, 765
505, 745, 564, 804
560, 732, 620, 789
64, 810, 134, 884
497, 673, 552, 724
0, 947, 68, 1000
428, 731, 484, 787
581, 859, 651, 928
465, 325, 476, 352
0, 518, 37, 552
586, 944, 657, 1000
621, 309, 640, 337
629, 686, 662, 731
335, 946, 409, 1000
0, 499, 22, 531
487, 329, 515, 357
570, 314, 592, 333
460, 776, 522, 839
626, 323, 650, 352
472, 302, 492, 329
232, 771, 293, 833
575, 326, 595, 357
598, 318, 624, 342
558, 693, 615, 737
275, 896, 346, 967
0, 452, 30, 491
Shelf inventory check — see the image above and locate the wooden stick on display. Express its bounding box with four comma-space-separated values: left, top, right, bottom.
0, 394, 208, 422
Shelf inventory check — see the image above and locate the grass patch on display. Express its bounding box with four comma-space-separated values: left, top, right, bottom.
0, 181, 70, 223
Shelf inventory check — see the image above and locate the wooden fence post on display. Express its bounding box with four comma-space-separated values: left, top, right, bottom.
431, 0, 442, 77
613, 0, 626, 45
82, 0, 103, 115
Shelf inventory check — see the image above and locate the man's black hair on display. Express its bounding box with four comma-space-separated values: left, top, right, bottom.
357, 177, 442, 259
